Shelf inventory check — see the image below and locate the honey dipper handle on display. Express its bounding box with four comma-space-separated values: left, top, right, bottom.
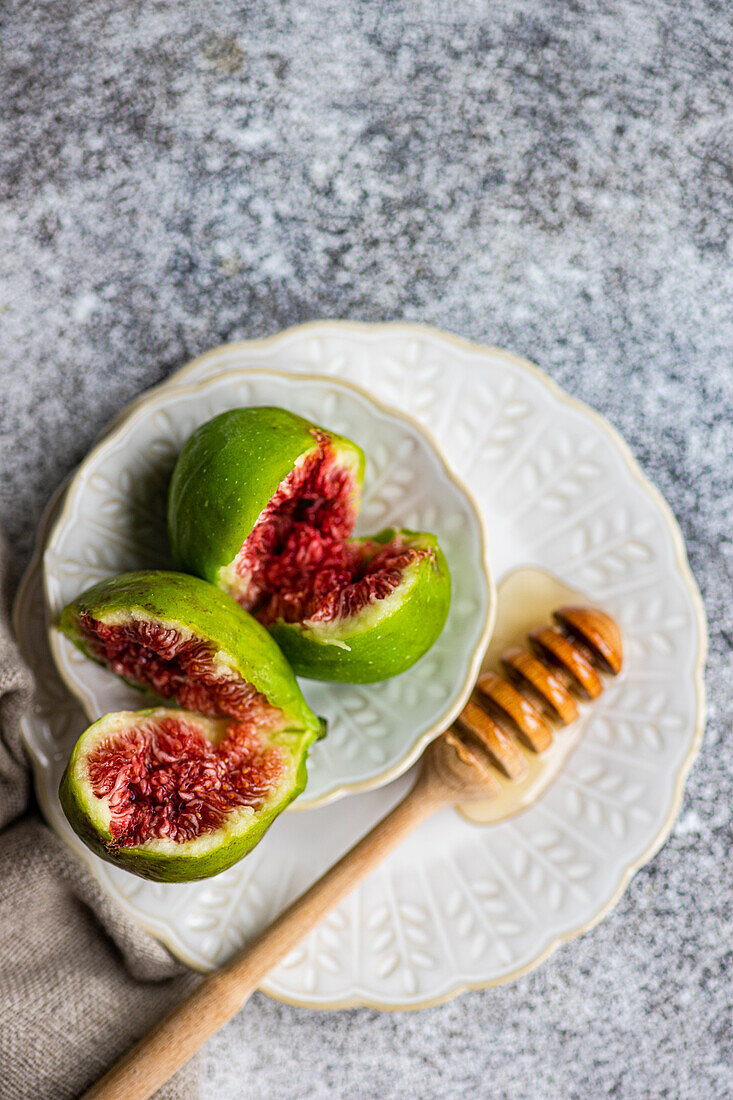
81, 773, 445, 1100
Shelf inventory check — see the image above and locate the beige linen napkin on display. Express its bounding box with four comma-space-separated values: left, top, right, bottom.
0, 533, 201, 1100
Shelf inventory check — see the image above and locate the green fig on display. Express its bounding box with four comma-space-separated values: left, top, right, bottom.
60, 707, 312, 882
167, 407, 451, 683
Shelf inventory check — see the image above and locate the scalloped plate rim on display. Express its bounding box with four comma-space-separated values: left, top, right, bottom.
17, 321, 707, 1011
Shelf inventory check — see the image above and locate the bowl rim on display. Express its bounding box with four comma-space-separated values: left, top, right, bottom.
43, 365, 496, 808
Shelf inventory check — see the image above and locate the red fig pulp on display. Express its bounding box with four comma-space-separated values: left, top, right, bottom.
79, 613, 282, 723
234, 437, 429, 625
87, 714, 283, 848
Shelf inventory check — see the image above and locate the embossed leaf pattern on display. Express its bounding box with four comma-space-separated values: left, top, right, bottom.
492, 827, 593, 916
519, 437, 604, 516
558, 761, 653, 841
445, 866, 526, 964
86, 460, 176, 567
547, 509, 655, 590
276, 908, 350, 993
184, 860, 277, 966
15, 576, 90, 757
617, 593, 689, 660
315, 688, 392, 764
357, 437, 421, 529
589, 680, 685, 755
443, 375, 534, 474
367, 889, 436, 995
23, 327, 702, 1007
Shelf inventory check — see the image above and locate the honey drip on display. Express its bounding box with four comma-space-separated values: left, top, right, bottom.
457, 568, 610, 825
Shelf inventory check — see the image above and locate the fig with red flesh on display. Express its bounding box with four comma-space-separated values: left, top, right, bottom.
167, 407, 452, 682
58, 571, 324, 880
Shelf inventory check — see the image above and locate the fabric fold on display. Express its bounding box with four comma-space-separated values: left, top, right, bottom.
0, 533, 201, 1100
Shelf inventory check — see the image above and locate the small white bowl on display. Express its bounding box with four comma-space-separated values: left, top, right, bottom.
43, 369, 494, 808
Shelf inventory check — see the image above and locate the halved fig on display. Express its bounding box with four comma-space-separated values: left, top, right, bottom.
59, 570, 322, 732
167, 407, 451, 683
60, 708, 308, 881
265, 527, 451, 682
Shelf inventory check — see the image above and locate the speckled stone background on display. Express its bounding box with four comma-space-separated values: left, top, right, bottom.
1, 0, 731, 1097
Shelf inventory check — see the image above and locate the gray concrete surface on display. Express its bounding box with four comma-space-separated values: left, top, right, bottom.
1, 1, 731, 1097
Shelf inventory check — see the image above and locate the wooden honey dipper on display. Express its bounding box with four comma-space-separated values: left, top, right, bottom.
84, 604, 622, 1100
455, 605, 623, 789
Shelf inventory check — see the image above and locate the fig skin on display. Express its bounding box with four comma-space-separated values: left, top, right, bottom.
59, 569, 323, 742
60, 708, 314, 882
167, 406, 365, 589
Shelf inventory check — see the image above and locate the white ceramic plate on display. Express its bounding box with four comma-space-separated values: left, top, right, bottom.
43, 370, 493, 808
16, 323, 705, 1010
